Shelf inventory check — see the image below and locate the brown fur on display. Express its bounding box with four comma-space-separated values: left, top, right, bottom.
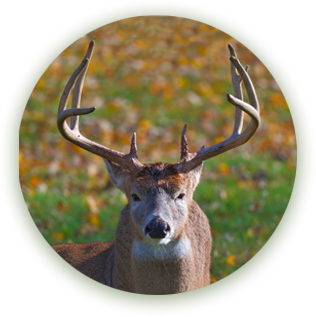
52, 162, 212, 294
134, 163, 185, 196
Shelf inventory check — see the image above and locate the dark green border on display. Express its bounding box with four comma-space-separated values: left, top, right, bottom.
1, 1, 306, 316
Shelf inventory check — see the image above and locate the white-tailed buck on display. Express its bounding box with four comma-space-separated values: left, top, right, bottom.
53, 41, 260, 294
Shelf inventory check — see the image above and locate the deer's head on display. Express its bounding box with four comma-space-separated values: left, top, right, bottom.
104, 159, 203, 245
57, 41, 260, 246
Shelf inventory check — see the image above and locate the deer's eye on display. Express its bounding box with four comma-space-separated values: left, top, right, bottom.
131, 194, 141, 202
176, 193, 185, 200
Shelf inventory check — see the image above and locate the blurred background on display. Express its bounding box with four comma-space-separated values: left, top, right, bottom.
19, 16, 296, 283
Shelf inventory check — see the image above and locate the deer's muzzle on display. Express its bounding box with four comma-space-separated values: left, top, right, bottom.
145, 216, 170, 239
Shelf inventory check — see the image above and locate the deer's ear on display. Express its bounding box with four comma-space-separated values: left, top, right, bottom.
103, 159, 130, 193
188, 162, 204, 191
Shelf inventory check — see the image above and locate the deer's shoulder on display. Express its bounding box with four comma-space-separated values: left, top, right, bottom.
52, 241, 115, 283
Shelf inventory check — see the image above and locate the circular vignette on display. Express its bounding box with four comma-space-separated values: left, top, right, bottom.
19, 16, 296, 295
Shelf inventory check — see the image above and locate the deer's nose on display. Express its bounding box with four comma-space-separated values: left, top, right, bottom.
145, 217, 170, 239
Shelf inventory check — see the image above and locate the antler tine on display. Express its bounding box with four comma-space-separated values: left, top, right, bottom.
175, 44, 260, 173
228, 44, 251, 136
180, 124, 189, 160
129, 132, 144, 169
58, 58, 89, 116
70, 40, 95, 131
130, 132, 138, 158
57, 41, 144, 174
228, 44, 244, 135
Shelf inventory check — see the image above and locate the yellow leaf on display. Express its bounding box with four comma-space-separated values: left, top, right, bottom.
136, 39, 145, 48
195, 82, 212, 97
199, 23, 213, 32
177, 56, 188, 65
226, 255, 236, 266
139, 119, 152, 130
192, 57, 204, 68
210, 276, 217, 283
218, 163, 229, 175
198, 46, 207, 55
174, 35, 185, 43
35, 78, 45, 90
247, 228, 253, 237
174, 76, 186, 88
89, 213, 100, 226
52, 232, 64, 242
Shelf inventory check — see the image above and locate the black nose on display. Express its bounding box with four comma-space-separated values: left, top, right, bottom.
145, 217, 170, 239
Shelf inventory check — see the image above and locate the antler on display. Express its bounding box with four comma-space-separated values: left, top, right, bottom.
57, 41, 144, 174
175, 44, 260, 173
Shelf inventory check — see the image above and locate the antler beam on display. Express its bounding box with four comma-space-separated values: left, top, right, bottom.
176, 44, 260, 173
57, 41, 144, 174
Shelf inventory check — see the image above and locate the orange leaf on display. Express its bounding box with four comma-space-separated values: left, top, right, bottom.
30, 176, 41, 186
214, 136, 224, 144
72, 144, 84, 153
218, 163, 229, 175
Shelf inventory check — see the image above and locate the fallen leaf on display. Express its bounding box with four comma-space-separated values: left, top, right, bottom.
226, 255, 236, 266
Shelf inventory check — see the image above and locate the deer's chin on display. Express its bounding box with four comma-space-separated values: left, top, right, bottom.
132, 238, 191, 261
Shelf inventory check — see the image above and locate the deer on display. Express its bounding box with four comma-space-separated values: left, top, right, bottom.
52, 40, 260, 295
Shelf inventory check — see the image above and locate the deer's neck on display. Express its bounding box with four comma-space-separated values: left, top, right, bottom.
130, 236, 195, 294
112, 202, 211, 294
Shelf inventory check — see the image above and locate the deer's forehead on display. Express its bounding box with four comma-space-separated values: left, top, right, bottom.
129, 162, 189, 193
134, 173, 184, 189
